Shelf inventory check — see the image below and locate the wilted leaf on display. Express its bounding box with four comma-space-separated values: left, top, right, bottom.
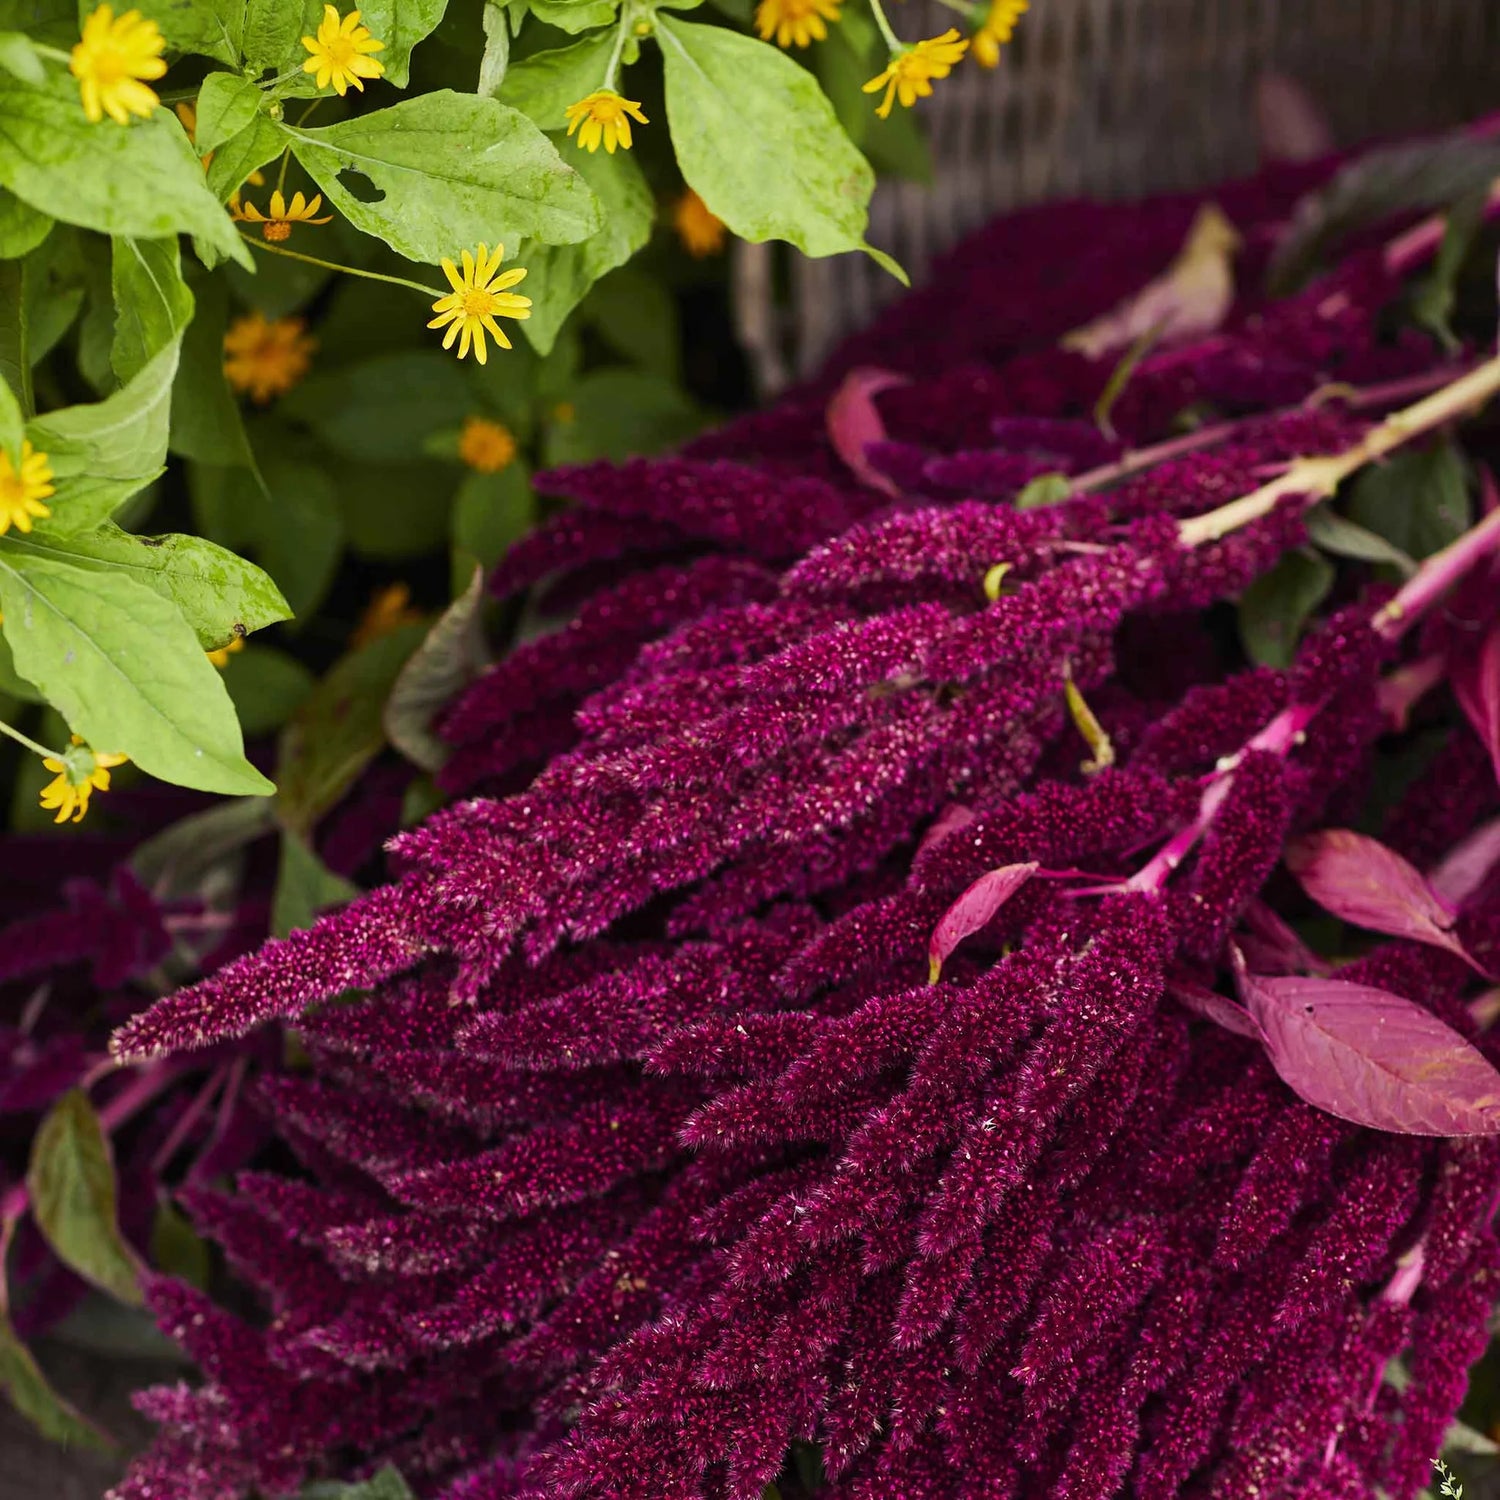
1235, 956, 1500, 1135
1061, 204, 1240, 359
928, 862, 1037, 982
1165, 972, 1267, 1040
826, 367, 907, 497
1014, 473, 1071, 510
28, 1088, 144, 1306
1286, 828, 1486, 972
384, 565, 488, 772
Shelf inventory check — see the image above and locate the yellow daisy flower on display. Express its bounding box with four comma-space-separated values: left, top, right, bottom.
672, 190, 727, 258
863, 28, 969, 118
973, 0, 1026, 67
207, 635, 245, 669
223, 312, 316, 403
754, 0, 842, 49
351, 583, 424, 649
427, 243, 531, 365
0, 440, 55, 536
301, 5, 385, 96
233, 189, 334, 242
564, 91, 648, 155
70, 5, 166, 126
39, 736, 128, 825
458, 415, 517, 474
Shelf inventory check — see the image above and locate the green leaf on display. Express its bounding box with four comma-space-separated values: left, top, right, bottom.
283, 90, 600, 264
195, 71, 265, 156
170, 270, 254, 467
275, 622, 426, 833
111, 237, 194, 385
1237, 547, 1335, 668
543, 367, 704, 464
288, 350, 473, 461
1345, 442, 1472, 562
204, 112, 285, 203
0, 365, 20, 465
150, 1199, 211, 1288
130, 793, 275, 893
0, 187, 49, 258
1014, 472, 1071, 509
1410, 186, 1489, 354
0, 30, 42, 85
293, 0, 451, 87
497, 31, 613, 131
243, 0, 311, 70
519, 143, 652, 354
452, 458, 534, 571
302, 1467, 417, 1500
151, 0, 246, 64
0, 1310, 111, 1450
335, 460, 455, 559
0, 71, 250, 267
583, 265, 680, 379
1269, 134, 1500, 294
0, 524, 290, 649
384, 564, 487, 770
0, 615, 39, 701
656, 16, 873, 258
28, 1089, 143, 1307
221, 644, 315, 736
527, 0, 616, 32
26, 340, 179, 532
478, 0, 510, 95
0, 550, 272, 793
814, 13, 931, 184
272, 830, 361, 937
0, 264, 24, 420
1304, 502, 1418, 577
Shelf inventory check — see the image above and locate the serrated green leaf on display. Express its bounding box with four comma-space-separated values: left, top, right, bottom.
0, 524, 290, 649
519, 142, 652, 354
26, 339, 179, 532
221, 644, 315, 736
1345, 442, 1472, 562
385, 564, 487, 770
1304, 502, 1417, 577
1237, 547, 1335, 668
150, 1199, 211, 1288
497, 31, 613, 131
28, 1089, 143, 1307
0, 71, 249, 266
0, 550, 272, 793
195, 71, 264, 156
0, 30, 42, 85
0, 187, 49, 258
478, 0, 510, 94
656, 17, 872, 259
272, 829, 361, 937
276, 622, 426, 832
111, 236, 194, 385
283, 90, 600, 264
0, 1309, 111, 1450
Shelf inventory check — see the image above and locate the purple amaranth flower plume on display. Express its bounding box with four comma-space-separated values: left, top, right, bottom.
104, 144, 1500, 1500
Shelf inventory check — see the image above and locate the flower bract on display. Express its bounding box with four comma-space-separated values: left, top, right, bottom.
39, 737, 127, 824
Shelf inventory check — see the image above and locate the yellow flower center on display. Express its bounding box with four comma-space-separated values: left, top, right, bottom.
319, 33, 360, 71
462, 287, 500, 318
264, 220, 292, 242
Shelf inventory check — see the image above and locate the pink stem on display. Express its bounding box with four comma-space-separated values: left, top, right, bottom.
1374, 495, 1500, 640
149, 1063, 227, 1176
1385, 177, 1500, 278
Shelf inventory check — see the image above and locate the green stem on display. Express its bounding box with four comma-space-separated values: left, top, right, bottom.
868, 0, 905, 54
0, 717, 58, 761
274, 146, 292, 197
240, 235, 443, 298
931, 0, 983, 20
30, 43, 72, 64
602, 3, 633, 91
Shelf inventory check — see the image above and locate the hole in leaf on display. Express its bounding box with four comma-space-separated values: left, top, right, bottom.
337, 169, 385, 204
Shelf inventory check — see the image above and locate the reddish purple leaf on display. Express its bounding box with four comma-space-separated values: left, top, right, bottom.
915, 803, 976, 861
826, 367, 909, 498
1285, 829, 1487, 972
1165, 972, 1267, 1041
1430, 816, 1500, 912
928, 862, 1038, 983
1375, 652, 1444, 731
1234, 957, 1500, 1135
1236, 899, 1329, 977
1453, 622, 1500, 786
